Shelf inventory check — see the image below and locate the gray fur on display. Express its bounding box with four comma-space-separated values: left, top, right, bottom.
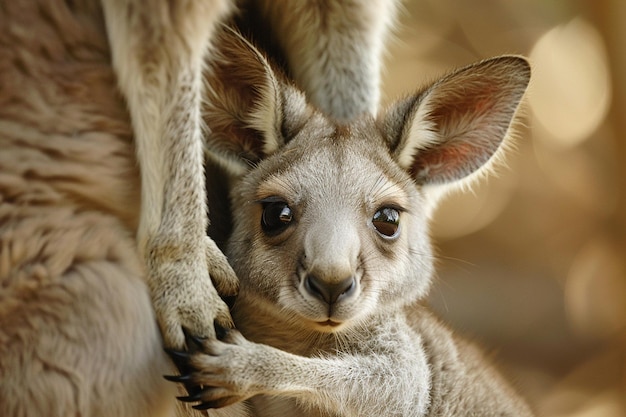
180, 29, 535, 417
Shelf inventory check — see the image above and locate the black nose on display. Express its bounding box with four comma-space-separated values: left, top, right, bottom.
304, 274, 356, 304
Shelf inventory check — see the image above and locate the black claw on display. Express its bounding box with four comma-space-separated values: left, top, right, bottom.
165, 348, 192, 362
165, 348, 195, 376
214, 321, 230, 340
183, 384, 202, 398
187, 333, 207, 350
163, 373, 192, 383
192, 402, 214, 410
176, 394, 201, 404
165, 349, 191, 368
176, 386, 212, 403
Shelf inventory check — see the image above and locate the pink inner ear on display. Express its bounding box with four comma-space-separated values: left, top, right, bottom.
410, 86, 506, 185
410, 139, 494, 185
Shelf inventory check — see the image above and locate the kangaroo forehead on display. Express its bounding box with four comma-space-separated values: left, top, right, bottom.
255, 145, 410, 208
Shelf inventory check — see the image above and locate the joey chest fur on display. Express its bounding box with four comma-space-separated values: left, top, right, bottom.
227, 119, 434, 343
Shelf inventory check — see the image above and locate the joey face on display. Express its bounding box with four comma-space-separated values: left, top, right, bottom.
227, 120, 434, 333
204, 29, 530, 336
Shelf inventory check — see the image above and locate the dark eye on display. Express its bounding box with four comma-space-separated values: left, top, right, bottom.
372, 207, 400, 238
261, 199, 293, 235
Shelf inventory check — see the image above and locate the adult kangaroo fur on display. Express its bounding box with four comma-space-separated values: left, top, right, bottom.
167, 28, 536, 416
0, 1, 398, 416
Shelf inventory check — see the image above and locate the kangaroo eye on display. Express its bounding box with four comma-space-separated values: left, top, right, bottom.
372, 207, 400, 238
261, 200, 293, 235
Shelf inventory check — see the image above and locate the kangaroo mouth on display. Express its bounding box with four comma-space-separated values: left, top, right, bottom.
316, 319, 342, 327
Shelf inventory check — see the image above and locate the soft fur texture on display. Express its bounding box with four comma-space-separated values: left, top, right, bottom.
0, 2, 176, 416
169, 28, 535, 416
0, 1, 399, 416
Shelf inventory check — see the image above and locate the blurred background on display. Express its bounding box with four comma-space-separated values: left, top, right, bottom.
381, 0, 625, 415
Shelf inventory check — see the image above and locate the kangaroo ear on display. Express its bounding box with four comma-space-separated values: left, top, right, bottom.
379, 56, 530, 209
203, 27, 311, 176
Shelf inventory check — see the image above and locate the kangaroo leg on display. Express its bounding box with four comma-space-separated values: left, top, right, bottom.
252, 0, 400, 121
100, 0, 238, 349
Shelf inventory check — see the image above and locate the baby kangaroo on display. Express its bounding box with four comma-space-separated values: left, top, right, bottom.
168, 29, 535, 416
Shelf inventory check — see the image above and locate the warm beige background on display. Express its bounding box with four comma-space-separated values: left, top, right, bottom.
382, 1, 625, 415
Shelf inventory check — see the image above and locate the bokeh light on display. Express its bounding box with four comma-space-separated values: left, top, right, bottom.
564, 236, 626, 339
529, 18, 611, 148
383, 1, 626, 416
